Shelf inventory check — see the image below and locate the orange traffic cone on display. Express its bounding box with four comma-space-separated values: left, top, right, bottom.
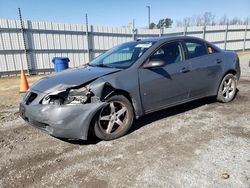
20, 69, 29, 93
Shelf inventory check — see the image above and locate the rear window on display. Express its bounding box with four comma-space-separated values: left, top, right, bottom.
185, 41, 208, 59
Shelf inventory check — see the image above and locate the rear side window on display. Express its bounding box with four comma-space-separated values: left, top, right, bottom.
185, 41, 208, 59
207, 43, 219, 54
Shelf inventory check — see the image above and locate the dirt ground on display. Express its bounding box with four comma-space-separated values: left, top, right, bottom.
0, 53, 250, 188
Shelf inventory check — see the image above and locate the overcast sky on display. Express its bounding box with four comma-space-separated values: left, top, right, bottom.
0, 0, 249, 27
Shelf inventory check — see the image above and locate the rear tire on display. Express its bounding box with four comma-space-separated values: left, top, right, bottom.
93, 95, 134, 140
217, 73, 237, 103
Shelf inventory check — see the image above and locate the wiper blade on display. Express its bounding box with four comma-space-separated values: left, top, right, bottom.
87, 63, 95, 67
99, 64, 112, 68
89, 64, 112, 68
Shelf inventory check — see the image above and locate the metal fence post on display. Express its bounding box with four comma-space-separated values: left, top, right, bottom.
0, 30, 9, 76
159, 27, 164, 37
131, 19, 137, 40
85, 14, 94, 62
203, 25, 206, 39
132, 28, 135, 40
88, 25, 94, 61
243, 24, 248, 52
183, 26, 187, 36
224, 24, 228, 50
132, 28, 137, 40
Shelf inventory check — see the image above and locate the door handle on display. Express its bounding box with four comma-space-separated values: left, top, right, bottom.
216, 59, 222, 64
180, 67, 190, 73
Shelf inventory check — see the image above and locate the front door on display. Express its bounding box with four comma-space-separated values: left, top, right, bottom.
138, 41, 191, 113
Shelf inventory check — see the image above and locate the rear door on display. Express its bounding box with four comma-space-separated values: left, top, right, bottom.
138, 41, 191, 113
183, 39, 223, 98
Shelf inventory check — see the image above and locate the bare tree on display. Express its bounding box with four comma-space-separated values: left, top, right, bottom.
183, 17, 191, 27
195, 15, 203, 26
230, 17, 244, 25
202, 12, 215, 25
243, 17, 250, 25
219, 15, 229, 25
175, 13, 248, 27
176, 21, 183, 27
176, 12, 215, 27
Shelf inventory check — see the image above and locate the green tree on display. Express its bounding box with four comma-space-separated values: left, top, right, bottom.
149, 22, 156, 29
157, 18, 173, 29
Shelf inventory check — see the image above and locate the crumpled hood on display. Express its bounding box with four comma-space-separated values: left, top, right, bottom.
31, 66, 121, 94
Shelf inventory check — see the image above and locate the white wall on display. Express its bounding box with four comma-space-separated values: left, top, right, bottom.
0, 18, 249, 75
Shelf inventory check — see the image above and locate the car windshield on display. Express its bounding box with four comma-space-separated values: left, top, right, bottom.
89, 41, 155, 69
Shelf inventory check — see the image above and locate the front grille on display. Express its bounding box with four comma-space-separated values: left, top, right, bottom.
25, 92, 38, 105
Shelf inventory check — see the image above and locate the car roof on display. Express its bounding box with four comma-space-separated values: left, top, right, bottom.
123, 35, 221, 52
136, 36, 221, 51
138, 36, 205, 43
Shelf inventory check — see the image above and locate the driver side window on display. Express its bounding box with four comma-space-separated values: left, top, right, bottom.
150, 42, 184, 64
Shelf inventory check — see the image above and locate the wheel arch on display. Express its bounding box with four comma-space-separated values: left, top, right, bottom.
87, 84, 139, 139
102, 86, 136, 117
224, 69, 237, 77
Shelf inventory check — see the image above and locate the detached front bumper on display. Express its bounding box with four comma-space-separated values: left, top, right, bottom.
19, 101, 106, 140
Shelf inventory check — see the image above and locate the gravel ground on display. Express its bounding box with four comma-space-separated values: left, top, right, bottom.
0, 53, 250, 188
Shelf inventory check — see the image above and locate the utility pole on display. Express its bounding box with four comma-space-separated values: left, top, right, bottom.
132, 19, 135, 31
146, 6, 150, 29
18, 8, 30, 75
132, 19, 137, 40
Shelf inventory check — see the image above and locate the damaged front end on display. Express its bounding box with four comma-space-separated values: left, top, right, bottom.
20, 83, 108, 140
40, 80, 113, 106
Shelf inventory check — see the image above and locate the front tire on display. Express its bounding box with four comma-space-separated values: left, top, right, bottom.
217, 73, 237, 103
93, 95, 134, 140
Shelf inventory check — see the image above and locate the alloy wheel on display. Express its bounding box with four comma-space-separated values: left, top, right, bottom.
98, 101, 128, 134
222, 77, 236, 100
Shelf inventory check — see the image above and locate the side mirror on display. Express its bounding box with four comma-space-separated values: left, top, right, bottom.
143, 59, 166, 68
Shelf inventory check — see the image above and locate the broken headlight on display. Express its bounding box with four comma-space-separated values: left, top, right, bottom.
41, 90, 67, 105
64, 87, 91, 105
41, 86, 92, 105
